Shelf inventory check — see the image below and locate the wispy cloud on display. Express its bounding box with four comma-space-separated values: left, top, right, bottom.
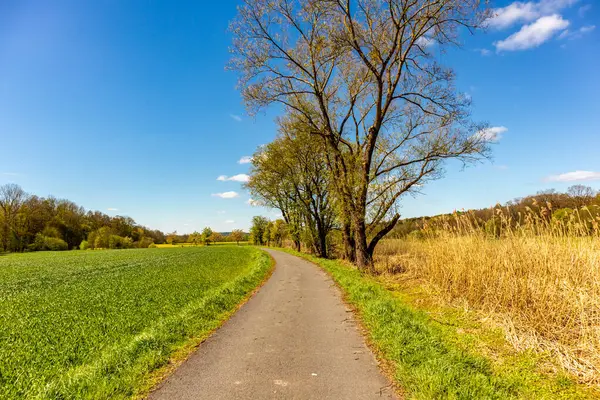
217, 174, 250, 183
212, 191, 239, 199
238, 156, 253, 164
475, 126, 508, 142
1, 172, 20, 176
558, 24, 595, 39
225, 220, 235, 224
246, 198, 260, 206
107, 208, 119, 211
476, 48, 492, 56
578, 4, 592, 17
217, 210, 226, 214
229, 114, 242, 122
546, 171, 600, 182
485, 0, 578, 30
495, 15, 569, 51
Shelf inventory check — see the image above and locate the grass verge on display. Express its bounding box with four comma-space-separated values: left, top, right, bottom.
279, 248, 596, 399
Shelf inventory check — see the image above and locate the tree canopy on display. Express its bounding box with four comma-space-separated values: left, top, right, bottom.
231, 0, 491, 269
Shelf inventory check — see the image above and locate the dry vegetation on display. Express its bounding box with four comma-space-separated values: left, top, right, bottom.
374, 206, 600, 385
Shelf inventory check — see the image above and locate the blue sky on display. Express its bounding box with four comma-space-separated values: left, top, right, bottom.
0, 0, 598, 233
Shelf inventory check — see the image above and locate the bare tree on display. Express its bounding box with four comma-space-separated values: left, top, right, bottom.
568, 185, 596, 199
568, 185, 596, 208
230, 0, 491, 269
0, 184, 28, 251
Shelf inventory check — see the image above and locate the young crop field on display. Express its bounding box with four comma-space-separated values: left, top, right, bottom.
0, 246, 271, 399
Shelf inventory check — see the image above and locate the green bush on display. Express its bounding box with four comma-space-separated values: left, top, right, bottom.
79, 240, 89, 250
148, 243, 157, 248
552, 208, 574, 223
122, 237, 134, 249
136, 237, 154, 248
30, 234, 68, 252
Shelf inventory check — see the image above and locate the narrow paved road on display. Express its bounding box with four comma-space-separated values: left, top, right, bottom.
149, 249, 396, 399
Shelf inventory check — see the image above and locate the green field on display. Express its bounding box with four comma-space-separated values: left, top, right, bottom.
0, 246, 271, 399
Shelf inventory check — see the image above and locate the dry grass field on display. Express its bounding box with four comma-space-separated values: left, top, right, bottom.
374, 208, 600, 385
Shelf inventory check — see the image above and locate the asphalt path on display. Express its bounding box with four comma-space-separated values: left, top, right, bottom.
149, 249, 396, 399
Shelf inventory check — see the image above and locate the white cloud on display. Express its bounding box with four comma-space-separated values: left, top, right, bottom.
107, 208, 119, 211
580, 25, 596, 33
225, 220, 235, 224
478, 48, 492, 56
246, 198, 260, 206
546, 171, 600, 182
495, 15, 569, 51
486, 2, 538, 29
216, 174, 250, 183
475, 126, 508, 142
238, 156, 253, 164
230, 114, 242, 122
217, 210, 226, 214
415, 36, 435, 48
486, 0, 578, 30
212, 191, 240, 199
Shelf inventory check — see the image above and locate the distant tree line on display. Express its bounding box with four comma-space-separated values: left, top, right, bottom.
166, 229, 248, 246
390, 185, 600, 238
0, 184, 166, 252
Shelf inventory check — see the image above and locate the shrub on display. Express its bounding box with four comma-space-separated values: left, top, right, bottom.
136, 237, 154, 248
30, 234, 68, 252
122, 237, 134, 249
148, 243, 157, 248
79, 240, 89, 250
109, 235, 123, 249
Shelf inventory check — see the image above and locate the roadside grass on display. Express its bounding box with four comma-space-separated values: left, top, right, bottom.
0, 246, 272, 399
376, 208, 600, 385
279, 248, 596, 399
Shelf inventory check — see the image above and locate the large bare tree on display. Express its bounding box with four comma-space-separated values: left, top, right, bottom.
230, 0, 491, 269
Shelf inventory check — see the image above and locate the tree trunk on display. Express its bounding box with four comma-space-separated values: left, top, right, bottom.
342, 221, 355, 262
317, 225, 328, 259
366, 214, 401, 259
294, 239, 301, 252
353, 216, 374, 272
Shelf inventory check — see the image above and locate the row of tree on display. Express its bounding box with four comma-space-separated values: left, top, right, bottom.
0, 184, 166, 252
248, 216, 290, 248
391, 185, 600, 238
170, 228, 248, 246
233, 0, 492, 270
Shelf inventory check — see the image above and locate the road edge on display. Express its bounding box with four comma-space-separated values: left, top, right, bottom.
139, 249, 276, 399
